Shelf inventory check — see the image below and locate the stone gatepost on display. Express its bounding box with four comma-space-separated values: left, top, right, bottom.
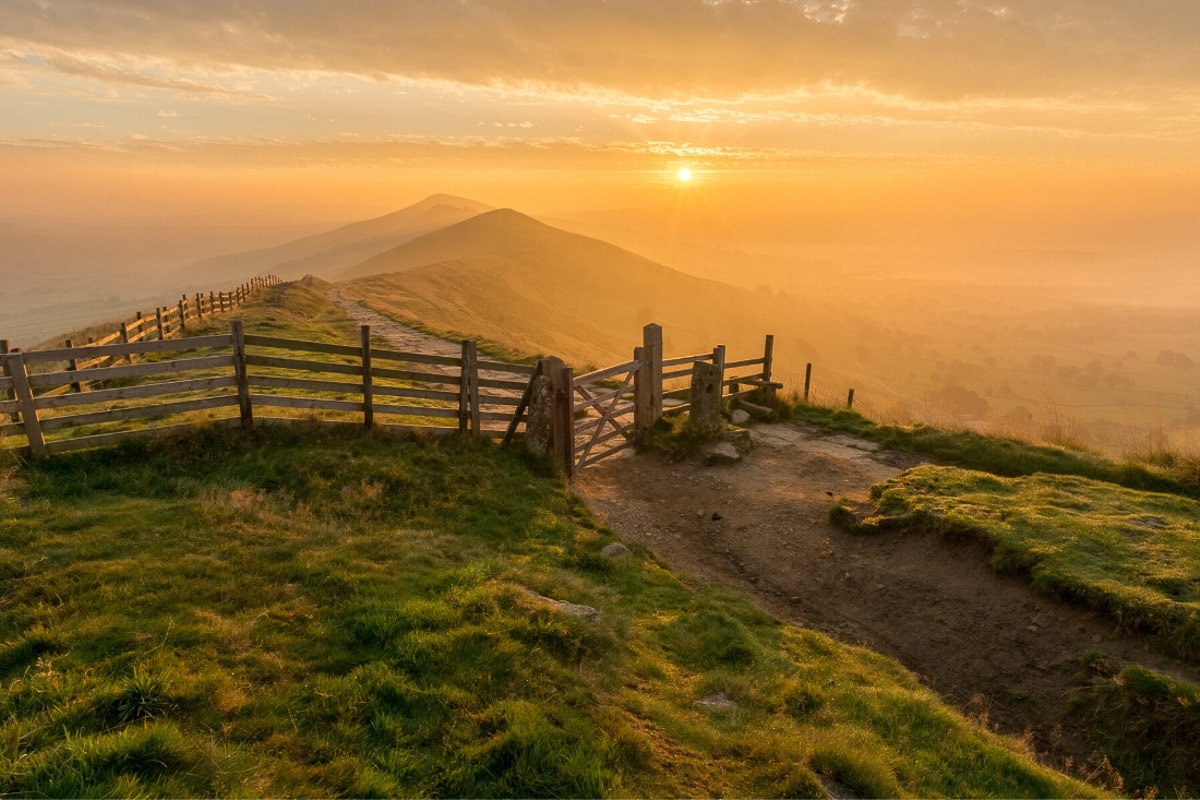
525, 374, 555, 457
687, 360, 725, 439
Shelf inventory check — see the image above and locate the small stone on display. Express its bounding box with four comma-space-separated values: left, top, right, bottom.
695, 692, 739, 713
711, 511, 723, 521
731, 409, 751, 425
1092, 634, 1102, 643
600, 542, 632, 560
704, 442, 741, 465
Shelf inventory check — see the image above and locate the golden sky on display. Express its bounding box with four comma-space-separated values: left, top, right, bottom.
2, 0, 1198, 258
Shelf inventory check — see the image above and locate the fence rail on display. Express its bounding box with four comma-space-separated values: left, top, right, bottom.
2, 316, 783, 476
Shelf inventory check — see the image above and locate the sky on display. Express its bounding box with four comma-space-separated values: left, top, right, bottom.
2, 0, 1199, 262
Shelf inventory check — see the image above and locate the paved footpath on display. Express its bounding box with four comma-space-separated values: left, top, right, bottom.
329, 287, 463, 365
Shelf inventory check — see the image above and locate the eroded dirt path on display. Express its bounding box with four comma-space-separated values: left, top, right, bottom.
574, 422, 1200, 781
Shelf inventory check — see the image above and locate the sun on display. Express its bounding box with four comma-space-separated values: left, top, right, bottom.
676, 167, 693, 183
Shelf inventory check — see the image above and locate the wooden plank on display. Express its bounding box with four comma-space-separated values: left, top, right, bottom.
576, 403, 635, 435
580, 423, 635, 450
249, 375, 362, 394
25, 334, 233, 363
475, 376, 528, 391
663, 387, 690, 400
477, 394, 522, 407
5, 353, 47, 458
369, 365, 461, 386
372, 385, 461, 403
476, 359, 535, 375
724, 357, 766, 370
478, 409, 522, 422
0, 397, 19, 414
243, 334, 363, 357
1, 421, 24, 438
36, 376, 239, 410
661, 352, 712, 369
501, 362, 541, 446
29, 354, 235, 390
573, 385, 629, 414
762, 334, 774, 383
249, 394, 362, 413
44, 418, 241, 455
373, 403, 460, 419
41, 394, 240, 431
575, 359, 641, 386
245, 354, 362, 376
93, 330, 123, 346
559, 364, 575, 477
254, 417, 456, 437
370, 348, 461, 367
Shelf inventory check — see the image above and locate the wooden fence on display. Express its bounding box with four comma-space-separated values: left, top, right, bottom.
2, 319, 779, 476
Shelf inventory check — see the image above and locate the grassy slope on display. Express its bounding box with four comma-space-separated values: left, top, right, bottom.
0, 427, 1096, 798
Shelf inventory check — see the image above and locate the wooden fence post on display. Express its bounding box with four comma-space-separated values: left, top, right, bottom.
1, 340, 18, 422
155, 307, 166, 341
119, 321, 131, 363
712, 343, 726, 401
804, 363, 812, 402
361, 325, 373, 429
5, 352, 47, 459
231, 321, 252, 428
459, 340, 479, 436
634, 345, 650, 439
847, 388, 855, 409
643, 323, 662, 426
559, 365, 576, 478
178, 297, 188, 336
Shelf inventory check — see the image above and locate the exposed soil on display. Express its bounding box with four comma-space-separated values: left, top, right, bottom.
573, 422, 1200, 786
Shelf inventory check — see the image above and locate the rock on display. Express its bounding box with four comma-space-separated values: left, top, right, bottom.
704, 442, 741, 465
524, 589, 600, 622
731, 409, 751, 425
524, 375, 554, 457
695, 692, 739, 713
686, 361, 725, 439
600, 542, 632, 560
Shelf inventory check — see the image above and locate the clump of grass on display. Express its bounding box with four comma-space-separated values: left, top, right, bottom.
859, 465, 1200, 660
1070, 652, 1200, 797
0, 424, 1100, 797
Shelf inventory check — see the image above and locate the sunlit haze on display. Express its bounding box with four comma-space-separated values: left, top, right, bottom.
2, 1, 1198, 453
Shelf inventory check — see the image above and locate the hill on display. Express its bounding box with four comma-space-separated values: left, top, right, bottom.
178, 194, 491, 284
338, 208, 832, 374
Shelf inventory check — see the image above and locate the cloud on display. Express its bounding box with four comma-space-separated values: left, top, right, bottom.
1, 0, 1197, 101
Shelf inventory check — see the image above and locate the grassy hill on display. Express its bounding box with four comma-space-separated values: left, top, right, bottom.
178, 194, 491, 284
0, 283, 1106, 797
339, 208, 827, 374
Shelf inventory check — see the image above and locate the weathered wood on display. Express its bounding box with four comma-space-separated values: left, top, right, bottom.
361, 325, 373, 429
723, 356, 766, 370
0, 340, 15, 423
93, 330, 122, 347
40, 394, 240, 431
371, 403, 460, 419
29, 354, 235, 390
244, 354, 362, 376
369, 365, 462, 386
476, 359, 535, 375
24, 334, 232, 363
249, 375, 363, 395
661, 366, 703, 381
249, 394, 361, 413
44, 418, 242, 455
804, 363, 812, 402
371, 385, 461, 403
559, 365, 576, 478
576, 403, 636, 436
36, 375, 239, 410
578, 438, 635, 469
477, 394, 522, 407
573, 384, 629, 414
459, 340, 475, 434
847, 388, 855, 409
474, 376, 528, 391
499, 362, 542, 448
155, 307, 166, 340
178, 297, 188, 335
575, 370, 635, 468
477, 409, 524, 422
369, 347, 461, 367
575, 358, 643, 386
5, 353, 47, 458
762, 334, 774, 382
661, 351, 711, 369
65, 338, 87, 393
244, 334, 363, 358
232, 321, 252, 427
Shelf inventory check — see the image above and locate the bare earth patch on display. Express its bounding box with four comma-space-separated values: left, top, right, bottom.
574, 421, 1200, 783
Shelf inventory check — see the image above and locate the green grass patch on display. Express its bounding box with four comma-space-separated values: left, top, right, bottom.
857, 465, 1200, 660
0, 425, 1098, 797
1070, 652, 1200, 797
784, 402, 1200, 500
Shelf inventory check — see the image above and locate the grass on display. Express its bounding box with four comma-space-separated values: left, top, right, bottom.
1070, 652, 1200, 797
847, 465, 1200, 661
0, 424, 1098, 797
782, 400, 1200, 499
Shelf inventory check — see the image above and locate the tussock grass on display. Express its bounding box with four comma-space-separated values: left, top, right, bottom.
0, 425, 1097, 797
855, 466, 1200, 661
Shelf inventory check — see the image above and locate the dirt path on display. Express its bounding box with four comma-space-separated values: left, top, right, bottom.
574, 422, 1200, 782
